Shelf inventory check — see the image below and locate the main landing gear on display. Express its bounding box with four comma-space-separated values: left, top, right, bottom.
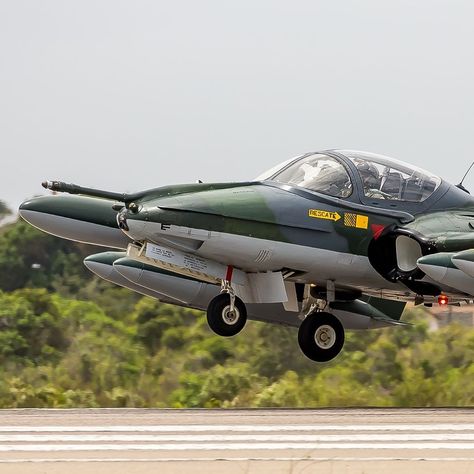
206, 283, 247, 337
206, 272, 345, 361
298, 312, 345, 362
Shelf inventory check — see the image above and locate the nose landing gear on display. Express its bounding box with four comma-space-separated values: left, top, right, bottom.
206, 279, 247, 337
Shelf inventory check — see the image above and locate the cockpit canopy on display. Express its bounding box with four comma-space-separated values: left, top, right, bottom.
343, 150, 441, 202
264, 150, 442, 203
270, 154, 353, 198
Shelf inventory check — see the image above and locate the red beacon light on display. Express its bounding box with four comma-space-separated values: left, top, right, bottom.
438, 294, 449, 306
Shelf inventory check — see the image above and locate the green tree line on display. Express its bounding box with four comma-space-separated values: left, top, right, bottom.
0, 200, 10, 224
0, 215, 473, 407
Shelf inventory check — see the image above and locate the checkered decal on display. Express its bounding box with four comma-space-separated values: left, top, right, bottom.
344, 213, 357, 227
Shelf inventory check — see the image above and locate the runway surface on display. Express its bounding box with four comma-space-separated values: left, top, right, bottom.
0, 408, 473, 473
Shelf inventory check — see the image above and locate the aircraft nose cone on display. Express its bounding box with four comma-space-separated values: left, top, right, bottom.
18, 196, 58, 227
18, 194, 130, 248
19, 198, 36, 213
19, 195, 90, 231
19, 197, 41, 214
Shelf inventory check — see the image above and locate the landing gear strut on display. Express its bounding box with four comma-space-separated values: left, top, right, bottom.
298, 312, 345, 362
206, 280, 247, 337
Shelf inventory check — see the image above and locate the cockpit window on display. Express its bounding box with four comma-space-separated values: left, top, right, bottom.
271, 154, 352, 198
342, 151, 441, 202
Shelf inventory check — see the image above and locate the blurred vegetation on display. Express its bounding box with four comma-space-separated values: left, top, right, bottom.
0, 215, 473, 407
0, 200, 10, 220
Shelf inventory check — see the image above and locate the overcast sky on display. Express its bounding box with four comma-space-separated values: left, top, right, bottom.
1, 0, 473, 213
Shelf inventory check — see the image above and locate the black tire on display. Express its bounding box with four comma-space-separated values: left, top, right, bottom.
206, 293, 247, 337
298, 312, 345, 362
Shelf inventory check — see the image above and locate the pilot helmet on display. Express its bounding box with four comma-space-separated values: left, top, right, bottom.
355, 160, 379, 189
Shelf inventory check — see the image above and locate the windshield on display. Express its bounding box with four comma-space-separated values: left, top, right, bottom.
271, 153, 353, 198
341, 150, 441, 202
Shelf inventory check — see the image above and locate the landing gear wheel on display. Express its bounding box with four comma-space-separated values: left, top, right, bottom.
298, 312, 345, 362
206, 293, 247, 337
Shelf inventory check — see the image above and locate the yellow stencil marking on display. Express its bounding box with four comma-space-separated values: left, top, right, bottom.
344, 213, 369, 229
355, 214, 369, 229
308, 209, 341, 222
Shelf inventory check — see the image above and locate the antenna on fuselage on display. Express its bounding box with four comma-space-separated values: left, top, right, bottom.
456, 161, 474, 194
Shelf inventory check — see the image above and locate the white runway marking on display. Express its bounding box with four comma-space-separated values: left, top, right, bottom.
1, 457, 474, 463
1, 424, 474, 452
1, 424, 474, 432
0, 442, 474, 451
1, 433, 474, 442
1, 412, 473, 469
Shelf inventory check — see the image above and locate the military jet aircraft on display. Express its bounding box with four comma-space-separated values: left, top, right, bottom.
18, 150, 474, 362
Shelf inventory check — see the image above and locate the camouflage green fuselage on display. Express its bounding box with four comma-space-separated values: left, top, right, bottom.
125, 182, 398, 257
116, 179, 474, 302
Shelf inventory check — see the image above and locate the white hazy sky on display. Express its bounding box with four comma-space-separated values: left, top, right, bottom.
1, 0, 474, 212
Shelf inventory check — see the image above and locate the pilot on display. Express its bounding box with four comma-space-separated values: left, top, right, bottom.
301, 161, 352, 197
354, 160, 383, 198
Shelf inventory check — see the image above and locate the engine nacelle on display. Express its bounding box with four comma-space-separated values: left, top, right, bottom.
368, 226, 440, 295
